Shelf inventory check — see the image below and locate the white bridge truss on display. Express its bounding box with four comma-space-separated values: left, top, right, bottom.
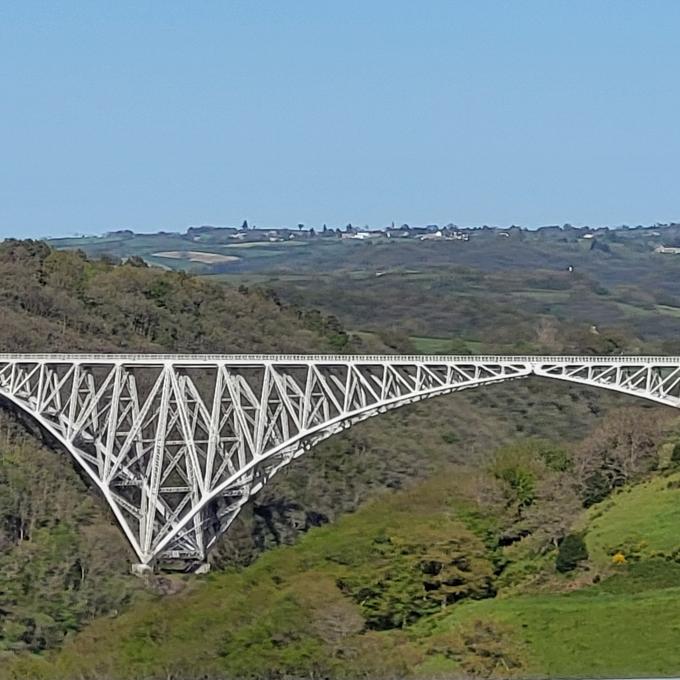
0, 353, 678, 567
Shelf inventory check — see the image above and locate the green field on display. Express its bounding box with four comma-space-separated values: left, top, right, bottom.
410, 335, 483, 354
582, 472, 680, 566
351, 331, 483, 355
423, 471, 680, 677
222, 240, 310, 249
429, 576, 680, 678
657, 303, 680, 319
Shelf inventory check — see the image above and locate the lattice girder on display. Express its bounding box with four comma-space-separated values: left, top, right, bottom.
0, 353, 677, 566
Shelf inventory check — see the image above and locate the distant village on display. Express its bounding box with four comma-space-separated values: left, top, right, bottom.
180, 222, 680, 249
176, 222, 648, 245
92, 221, 680, 252
183, 222, 472, 243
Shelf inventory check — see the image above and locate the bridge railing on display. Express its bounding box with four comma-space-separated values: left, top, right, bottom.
0, 353, 679, 364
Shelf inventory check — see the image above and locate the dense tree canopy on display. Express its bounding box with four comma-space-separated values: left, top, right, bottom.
0, 240, 352, 354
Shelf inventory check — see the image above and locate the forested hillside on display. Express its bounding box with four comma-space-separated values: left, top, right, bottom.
0, 239, 677, 679
0, 240, 355, 655
0, 240, 351, 354
6, 407, 680, 680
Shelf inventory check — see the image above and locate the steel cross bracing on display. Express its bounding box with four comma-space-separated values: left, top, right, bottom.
0, 353, 679, 566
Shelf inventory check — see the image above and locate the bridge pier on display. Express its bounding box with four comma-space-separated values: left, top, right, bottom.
131, 563, 154, 577
131, 562, 210, 576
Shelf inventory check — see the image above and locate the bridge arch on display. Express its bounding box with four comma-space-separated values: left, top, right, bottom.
0, 354, 678, 567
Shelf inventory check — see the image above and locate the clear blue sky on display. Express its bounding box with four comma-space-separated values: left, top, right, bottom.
2, 1, 680, 238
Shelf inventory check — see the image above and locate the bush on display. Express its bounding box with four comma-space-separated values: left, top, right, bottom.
441, 432, 459, 445
582, 470, 611, 507
427, 619, 526, 678
671, 443, 680, 467
556, 533, 589, 573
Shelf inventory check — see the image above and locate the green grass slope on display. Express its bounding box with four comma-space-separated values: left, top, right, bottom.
424, 471, 680, 678
425, 571, 680, 678
584, 472, 680, 566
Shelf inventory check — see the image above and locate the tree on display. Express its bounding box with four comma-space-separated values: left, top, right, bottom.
489, 444, 543, 511
296, 577, 364, 657
377, 329, 416, 354
489, 440, 578, 552
535, 317, 563, 352
0, 415, 141, 653
43, 250, 88, 297
340, 524, 494, 630
573, 407, 664, 506
523, 473, 581, 550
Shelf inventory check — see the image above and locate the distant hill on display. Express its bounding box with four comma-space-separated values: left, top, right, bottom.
48, 222, 680, 278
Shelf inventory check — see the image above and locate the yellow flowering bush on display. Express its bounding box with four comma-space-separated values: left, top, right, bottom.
611, 552, 627, 565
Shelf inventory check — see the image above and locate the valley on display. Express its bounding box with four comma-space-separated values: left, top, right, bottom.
1, 234, 680, 678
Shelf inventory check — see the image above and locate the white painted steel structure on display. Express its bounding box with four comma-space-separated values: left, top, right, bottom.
0, 353, 678, 567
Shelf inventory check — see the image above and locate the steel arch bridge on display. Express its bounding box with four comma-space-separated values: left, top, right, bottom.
0, 353, 678, 569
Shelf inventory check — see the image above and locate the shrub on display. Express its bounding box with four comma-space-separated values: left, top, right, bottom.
582, 471, 611, 507
441, 432, 459, 445
556, 533, 588, 573
427, 619, 526, 678
611, 552, 626, 565
671, 443, 680, 467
